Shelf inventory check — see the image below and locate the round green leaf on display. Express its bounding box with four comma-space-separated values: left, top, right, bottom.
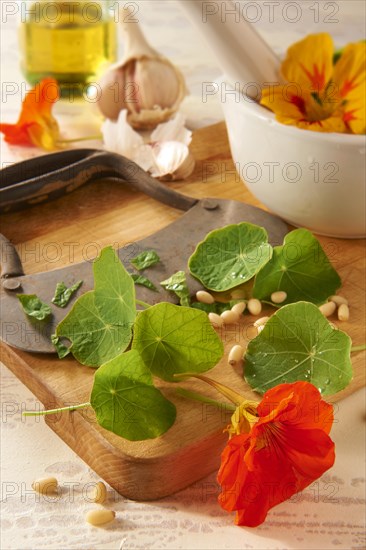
132, 302, 224, 382
91, 350, 176, 441
188, 223, 272, 292
253, 229, 341, 305
56, 291, 132, 367
244, 302, 352, 396
93, 246, 136, 326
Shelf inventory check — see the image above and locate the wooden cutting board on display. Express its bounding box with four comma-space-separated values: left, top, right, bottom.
1, 122, 365, 500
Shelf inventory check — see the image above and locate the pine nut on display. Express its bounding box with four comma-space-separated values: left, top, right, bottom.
247, 299, 262, 316
329, 295, 348, 307
208, 312, 224, 328
271, 291, 287, 304
86, 509, 115, 526
220, 310, 240, 324
319, 301, 336, 317
32, 477, 58, 495
338, 303, 350, 321
254, 316, 270, 328
231, 289, 246, 300
231, 302, 246, 315
90, 481, 107, 504
228, 344, 244, 366
196, 290, 215, 304
257, 325, 265, 333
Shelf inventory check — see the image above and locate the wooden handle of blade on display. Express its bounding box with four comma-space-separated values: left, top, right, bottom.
0, 234, 24, 278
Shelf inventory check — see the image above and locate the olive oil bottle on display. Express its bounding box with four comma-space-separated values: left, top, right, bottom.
19, 1, 117, 95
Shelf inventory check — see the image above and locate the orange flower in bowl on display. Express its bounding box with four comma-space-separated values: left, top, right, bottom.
218, 382, 335, 527
0, 78, 60, 150
260, 33, 365, 133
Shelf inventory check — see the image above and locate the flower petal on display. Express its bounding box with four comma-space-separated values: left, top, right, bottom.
217, 433, 251, 512
18, 78, 59, 125
0, 78, 60, 149
218, 382, 335, 527
261, 86, 347, 133
258, 381, 334, 433
281, 33, 334, 93
260, 85, 307, 123
332, 41, 366, 133
333, 41, 366, 99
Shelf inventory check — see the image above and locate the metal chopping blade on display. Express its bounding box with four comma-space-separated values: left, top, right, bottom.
0, 150, 288, 354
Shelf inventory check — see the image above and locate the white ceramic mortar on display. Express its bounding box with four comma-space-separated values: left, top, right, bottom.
220, 83, 366, 238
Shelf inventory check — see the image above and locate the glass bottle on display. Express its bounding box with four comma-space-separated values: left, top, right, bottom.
19, 0, 117, 96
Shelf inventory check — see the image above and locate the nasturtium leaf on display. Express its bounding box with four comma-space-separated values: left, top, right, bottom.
131, 250, 160, 270
91, 350, 176, 441
51, 334, 70, 359
52, 280, 83, 308
252, 229, 341, 306
244, 301, 352, 396
93, 246, 136, 326
17, 294, 51, 321
132, 302, 224, 382
191, 300, 243, 315
56, 291, 132, 367
160, 271, 190, 306
132, 274, 158, 292
188, 223, 272, 292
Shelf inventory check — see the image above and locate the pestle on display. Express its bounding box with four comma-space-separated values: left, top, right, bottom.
178, 0, 281, 96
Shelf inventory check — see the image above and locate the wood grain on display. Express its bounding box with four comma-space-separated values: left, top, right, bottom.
1, 122, 365, 500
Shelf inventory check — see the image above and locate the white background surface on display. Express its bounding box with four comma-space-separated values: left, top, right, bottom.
1, 1, 365, 549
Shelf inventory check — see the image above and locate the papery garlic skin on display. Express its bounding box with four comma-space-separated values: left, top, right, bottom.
102, 110, 195, 180
150, 141, 195, 181
97, 7, 187, 129
101, 110, 154, 171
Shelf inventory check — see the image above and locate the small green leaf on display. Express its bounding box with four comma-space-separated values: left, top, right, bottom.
56, 291, 132, 367
132, 274, 158, 292
90, 350, 176, 441
131, 250, 160, 270
160, 271, 190, 306
51, 334, 70, 359
132, 302, 224, 382
52, 280, 83, 308
188, 223, 272, 292
252, 229, 341, 306
17, 294, 51, 321
244, 301, 352, 396
93, 247, 136, 326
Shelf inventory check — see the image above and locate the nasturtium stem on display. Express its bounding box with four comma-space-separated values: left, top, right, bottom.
23, 402, 90, 417
351, 344, 366, 352
175, 388, 236, 411
56, 135, 102, 145
135, 299, 151, 309
174, 373, 246, 405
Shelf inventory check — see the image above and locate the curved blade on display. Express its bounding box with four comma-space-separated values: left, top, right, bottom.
0, 199, 288, 353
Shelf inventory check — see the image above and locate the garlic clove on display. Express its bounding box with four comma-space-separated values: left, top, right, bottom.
151, 113, 192, 146
150, 141, 195, 181
97, 7, 187, 129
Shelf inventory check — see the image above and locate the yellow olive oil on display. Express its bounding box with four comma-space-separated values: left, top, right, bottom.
19, 1, 117, 95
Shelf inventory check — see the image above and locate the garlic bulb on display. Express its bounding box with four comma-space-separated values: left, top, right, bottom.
98, 7, 187, 129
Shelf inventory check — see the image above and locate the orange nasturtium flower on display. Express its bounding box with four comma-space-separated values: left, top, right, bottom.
260, 33, 365, 133
0, 78, 60, 150
218, 381, 335, 527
